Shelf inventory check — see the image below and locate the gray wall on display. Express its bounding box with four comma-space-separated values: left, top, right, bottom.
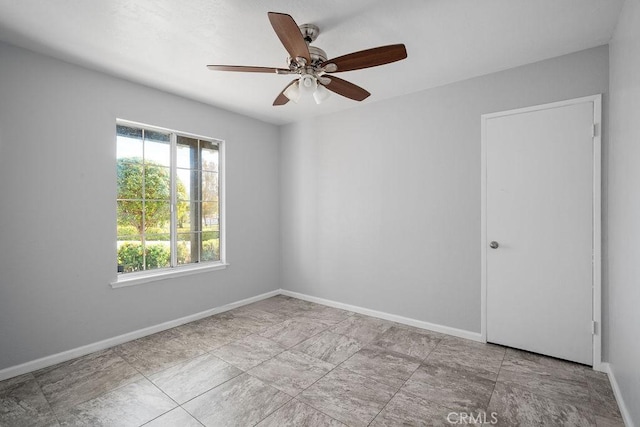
280, 46, 609, 334
608, 0, 640, 423
0, 42, 281, 370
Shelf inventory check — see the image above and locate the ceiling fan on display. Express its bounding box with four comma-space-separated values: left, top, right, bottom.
207, 12, 408, 106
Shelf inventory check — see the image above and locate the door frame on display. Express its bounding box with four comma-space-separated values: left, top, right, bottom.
480, 94, 602, 370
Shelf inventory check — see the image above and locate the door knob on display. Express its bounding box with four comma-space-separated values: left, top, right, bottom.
490, 241, 499, 249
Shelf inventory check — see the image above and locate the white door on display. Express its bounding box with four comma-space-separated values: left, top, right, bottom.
483, 97, 600, 365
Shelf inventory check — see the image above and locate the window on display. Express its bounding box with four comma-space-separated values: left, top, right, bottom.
116, 121, 223, 278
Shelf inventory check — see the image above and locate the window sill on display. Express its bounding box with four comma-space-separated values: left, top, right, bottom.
110, 262, 229, 288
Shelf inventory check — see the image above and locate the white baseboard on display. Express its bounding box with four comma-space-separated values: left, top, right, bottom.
0, 288, 484, 383
601, 362, 635, 427
280, 289, 483, 342
0, 289, 280, 382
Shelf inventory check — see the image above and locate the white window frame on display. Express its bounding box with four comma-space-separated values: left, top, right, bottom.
111, 119, 227, 288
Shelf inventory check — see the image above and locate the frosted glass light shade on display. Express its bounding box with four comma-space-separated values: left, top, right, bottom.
283, 81, 301, 103
299, 74, 317, 93
313, 84, 331, 104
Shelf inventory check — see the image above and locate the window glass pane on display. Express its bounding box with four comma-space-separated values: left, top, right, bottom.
177, 136, 198, 169
145, 129, 169, 142
202, 143, 218, 172
143, 165, 171, 200
117, 241, 144, 273
202, 224, 218, 242
146, 226, 170, 241
117, 160, 144, 200
202, 237, 220, 262
144, 130, 170, 167
117, 200, 144, 233
176, 200, 190, 230
145, 242, 170, 271
117, 125, 142, 139
202, 172, 218, 201
178, 201, 200, 231
117, 135, 143, 161
117, 226, 140, 241
176, 168, 193, 200
202, 202, 218, 228
177, 233, 200, 265
144, 201, 170, 235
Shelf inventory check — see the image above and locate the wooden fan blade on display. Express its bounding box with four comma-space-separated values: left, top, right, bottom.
207, 65, 289, 73
323, 76, 370, 101
273, 79, 299, 106
322, 44, 407, 72
268, 12, 310, 64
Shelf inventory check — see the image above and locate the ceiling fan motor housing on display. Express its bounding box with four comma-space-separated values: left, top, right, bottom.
288, 45, 327, 69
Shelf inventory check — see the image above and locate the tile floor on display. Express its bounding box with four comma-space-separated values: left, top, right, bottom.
0, 295, 624, 426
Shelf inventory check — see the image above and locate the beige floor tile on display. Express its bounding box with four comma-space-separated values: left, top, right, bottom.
425, 337, 505, 381
371, 389, 460, 427
114, 328, 210, 376
57, 378, 175, 426
143, 407, 202, 427
368, 325, 441, 360
299, 367, 396, 427
248, 350, 333, 396
213, 334, 286, 371
341, 347, 421, 388
402, 364, 495, 413
256, 399, 346, 426
148, 353, 242, 403
258, 317, 332, 347
182, 373, 291, 426
0, 375, 59, 427
487, 381, 595, 426
34, 349, 141, 413
293, 330, 364, 365
329, 314, 394, 344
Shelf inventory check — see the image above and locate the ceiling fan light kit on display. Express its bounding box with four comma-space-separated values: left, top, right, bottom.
313, 83, 331, 104
283, 81, 301, 103
207, 12, 408, 106
299, 74, 317, 92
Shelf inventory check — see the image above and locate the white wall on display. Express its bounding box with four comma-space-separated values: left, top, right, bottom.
280, 46, 609, 334
608, 0, 640, 423
0, 42, 281, 370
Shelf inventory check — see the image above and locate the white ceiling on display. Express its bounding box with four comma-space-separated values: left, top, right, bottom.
0, 0, 624, 125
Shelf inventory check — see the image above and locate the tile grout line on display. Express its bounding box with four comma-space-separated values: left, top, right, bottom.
290, 320, 410, 426
239, 301, 348, 425
491, 349, 606, 422
118, 310, 276, 426
383, 337, 505, 421
365, 337, 443, 426
31, 374, 64, 426
483, 346, 507, 418
258, 314, 367, 424
292, 399, 348, 427
300, 313, 446, 424
243, 308, 387, 425
245, 312, 350, 425
167, 304, 346, 426
127, 358, 183, 426
33, 350, 145, 424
